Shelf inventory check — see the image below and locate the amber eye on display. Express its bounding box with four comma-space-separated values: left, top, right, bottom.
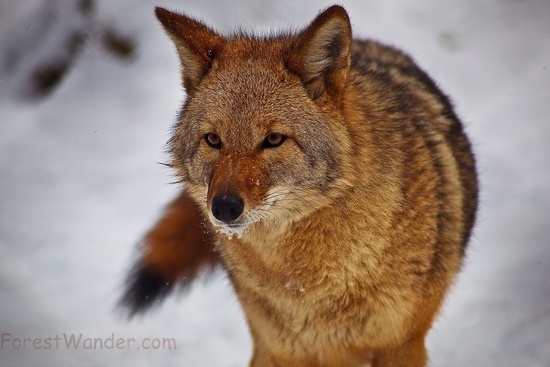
205, 133, 221, 149
262, 133, 286, 149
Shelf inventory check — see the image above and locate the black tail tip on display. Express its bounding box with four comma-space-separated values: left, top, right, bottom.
118, 263, 177, 318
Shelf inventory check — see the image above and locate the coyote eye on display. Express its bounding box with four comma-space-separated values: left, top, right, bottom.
205, 133, 222, 149
262, 133, 286, 149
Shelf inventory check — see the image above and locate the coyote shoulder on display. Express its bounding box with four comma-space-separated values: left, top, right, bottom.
121, 5, 478, 367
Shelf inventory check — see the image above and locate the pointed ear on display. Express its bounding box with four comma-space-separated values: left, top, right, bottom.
155, 7, 225, 93
286, 5, 352, 101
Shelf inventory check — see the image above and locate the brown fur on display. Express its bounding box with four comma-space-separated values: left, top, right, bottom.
121, 5, 478, 366
140, 191, 217, 279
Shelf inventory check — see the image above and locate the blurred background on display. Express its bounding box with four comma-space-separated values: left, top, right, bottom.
1, 0, 548, 366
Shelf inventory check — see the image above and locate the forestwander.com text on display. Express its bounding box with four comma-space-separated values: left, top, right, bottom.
1, 333, 176, 351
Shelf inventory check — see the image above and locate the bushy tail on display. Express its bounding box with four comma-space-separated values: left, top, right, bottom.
119, 190, 219, 317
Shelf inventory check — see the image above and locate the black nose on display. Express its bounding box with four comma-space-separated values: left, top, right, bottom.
211, 194, 244, 223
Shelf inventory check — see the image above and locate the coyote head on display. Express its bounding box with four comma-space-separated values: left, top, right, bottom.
156, 6, 355, 239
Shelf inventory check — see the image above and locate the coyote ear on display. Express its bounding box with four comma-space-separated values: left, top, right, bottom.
286, 5, 352, 101
155, 7, 225, 93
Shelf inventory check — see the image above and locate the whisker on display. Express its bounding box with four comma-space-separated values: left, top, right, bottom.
155, 160, 174, 168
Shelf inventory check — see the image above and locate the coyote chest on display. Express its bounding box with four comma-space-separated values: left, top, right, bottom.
122, 5, 478, 367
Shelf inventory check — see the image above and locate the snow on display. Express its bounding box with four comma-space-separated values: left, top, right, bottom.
1, 0, 549, 366
214, 225, 247, 241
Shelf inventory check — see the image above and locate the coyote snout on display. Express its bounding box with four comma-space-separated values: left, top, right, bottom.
205, 151, 272, 237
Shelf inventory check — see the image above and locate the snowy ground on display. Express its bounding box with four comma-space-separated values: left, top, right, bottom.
1, 0, 549, 366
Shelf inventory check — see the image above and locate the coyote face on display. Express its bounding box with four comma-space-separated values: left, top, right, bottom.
170, 39, 353, 239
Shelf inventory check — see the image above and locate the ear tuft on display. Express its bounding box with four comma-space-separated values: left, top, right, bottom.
155, 7, 225, 92
286, 5, 352, 101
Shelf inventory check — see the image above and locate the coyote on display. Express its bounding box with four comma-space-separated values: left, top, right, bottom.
121, 5, 478, 366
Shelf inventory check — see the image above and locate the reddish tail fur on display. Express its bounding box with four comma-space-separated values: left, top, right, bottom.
120, 190, 218, 316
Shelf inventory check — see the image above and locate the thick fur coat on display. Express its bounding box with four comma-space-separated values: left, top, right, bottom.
121, 5, 478, 367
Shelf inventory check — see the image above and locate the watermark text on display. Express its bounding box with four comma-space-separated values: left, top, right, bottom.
1, 333, 176, 351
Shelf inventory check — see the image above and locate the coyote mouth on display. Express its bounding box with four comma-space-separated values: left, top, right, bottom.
209, 215, 260, 240
213, 223, 248, 240
208, 200, 272, 240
